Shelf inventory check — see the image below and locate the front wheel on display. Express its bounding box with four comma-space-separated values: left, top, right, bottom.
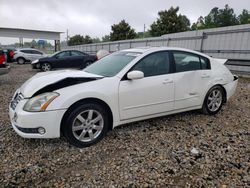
62, 103, 109, 148
202, 86, 224, 115
41, 63, 52, 71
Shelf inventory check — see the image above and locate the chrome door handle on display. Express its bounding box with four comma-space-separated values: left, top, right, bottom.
201, 74, 210, 78
163, 79, 173, 84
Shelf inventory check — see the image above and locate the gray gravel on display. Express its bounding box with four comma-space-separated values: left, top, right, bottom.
0, 64, 250, 187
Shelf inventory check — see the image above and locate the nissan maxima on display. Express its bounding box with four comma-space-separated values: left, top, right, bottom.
9, 47, 238, 147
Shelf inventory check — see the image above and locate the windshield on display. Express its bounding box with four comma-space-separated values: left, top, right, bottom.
84, 51, 141, 77
51, 51, 61, 57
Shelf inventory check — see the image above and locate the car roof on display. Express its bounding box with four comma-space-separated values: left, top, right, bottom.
17, 48, 41, 51
122, 47, 211, 59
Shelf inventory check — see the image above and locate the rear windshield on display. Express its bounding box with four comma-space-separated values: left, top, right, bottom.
84, 51, 141, 77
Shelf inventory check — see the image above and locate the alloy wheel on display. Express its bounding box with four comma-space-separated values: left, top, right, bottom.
72, 110, 104, 142
207, 89, 222, 112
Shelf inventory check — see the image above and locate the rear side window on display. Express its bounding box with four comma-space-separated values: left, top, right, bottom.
20, 50, 31, 54
31, 50, 43, 55
200, 57, 210, 69
71, 51, 84, 56
173, 51, 210, 72
132, 51, 170, 77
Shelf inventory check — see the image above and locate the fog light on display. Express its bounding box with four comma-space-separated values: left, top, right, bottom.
38, 127, 46, 135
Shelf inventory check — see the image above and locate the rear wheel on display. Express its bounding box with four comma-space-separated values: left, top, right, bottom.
202, 86, 224, 115
41, 63, 52, 71
17, 57, 25, 64
62, 102, 109, 148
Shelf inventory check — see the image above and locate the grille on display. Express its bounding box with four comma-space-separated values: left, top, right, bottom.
10, 92, 24, 110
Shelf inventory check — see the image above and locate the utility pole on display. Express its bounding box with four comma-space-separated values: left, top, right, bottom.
66, 29, 69, 44
143, 24, 146, 38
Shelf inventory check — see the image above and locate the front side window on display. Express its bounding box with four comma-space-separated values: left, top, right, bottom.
71, 51, 84, 56
56, 51, 70, 58
84, 51, 140, 77
132, 51, 170, 77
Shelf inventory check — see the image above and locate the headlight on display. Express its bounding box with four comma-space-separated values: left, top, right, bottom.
31, 59, 39, 64
23, 92, 59, 112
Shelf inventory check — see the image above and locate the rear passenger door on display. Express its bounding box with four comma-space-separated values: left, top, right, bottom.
171, 51, 212, 110
70, 51, 85, 67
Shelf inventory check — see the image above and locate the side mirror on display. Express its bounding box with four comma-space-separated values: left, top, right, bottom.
127, 71, 144, 80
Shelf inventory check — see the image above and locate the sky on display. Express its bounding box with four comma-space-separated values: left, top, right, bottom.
0, 0, 250, 44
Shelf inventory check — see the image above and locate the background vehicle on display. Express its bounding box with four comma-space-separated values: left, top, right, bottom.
31, 50, 97, 71
9, 47, 238, 147
3, 48, 15, 63
0, 49, 10, 75
14, 48, 47, 64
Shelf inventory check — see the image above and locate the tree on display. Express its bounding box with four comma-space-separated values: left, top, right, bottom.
191, 16, 206, 30
216, 4, 239, 27
110, 20, 137, 41
68, 35, 93, 46
192, 5, 239, 30
92, 37, 101, 43
238, 9, 250, 24
149, 7, 190, 37
102, 35, 111, 42
68, 35, 84, 46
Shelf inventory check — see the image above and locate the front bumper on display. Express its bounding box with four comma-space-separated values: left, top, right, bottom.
31, 63, 40, 69
9, 99, 66, 139
0, 65, 10, 75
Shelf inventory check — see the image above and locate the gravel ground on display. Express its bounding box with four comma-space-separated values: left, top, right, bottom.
0, 64, 250, 187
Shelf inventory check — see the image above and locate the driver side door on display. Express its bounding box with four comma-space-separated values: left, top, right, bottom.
118, 51, 175, 120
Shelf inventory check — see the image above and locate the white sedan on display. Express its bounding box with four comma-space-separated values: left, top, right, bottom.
9, 47, 238, 147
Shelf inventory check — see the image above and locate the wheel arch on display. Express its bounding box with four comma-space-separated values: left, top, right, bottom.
203, 84, 227, 104
60, 97, 114, 134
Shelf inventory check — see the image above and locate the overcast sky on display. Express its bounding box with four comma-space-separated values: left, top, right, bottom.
0, 0, 250, 44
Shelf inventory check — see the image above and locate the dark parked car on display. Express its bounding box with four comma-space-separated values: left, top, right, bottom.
31, 50, 97, 71
3, 48, 15, 63
0, 49, 10, 75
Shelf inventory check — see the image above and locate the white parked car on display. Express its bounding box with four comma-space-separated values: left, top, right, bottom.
9, 47, 238, 147
14, 48, 47, 64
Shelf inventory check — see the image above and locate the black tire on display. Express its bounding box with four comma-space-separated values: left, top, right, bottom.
202, 85, 224, 115
62, 102, 109, 148
17, 57, 25, 64
41, 62, 52, 71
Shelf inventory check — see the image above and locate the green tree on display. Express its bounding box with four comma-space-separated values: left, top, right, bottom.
68, 35, 93, 46
149, 7, 190, 37
193, 5, 239, 29
110, 20, 137, 41
102, 35, 111, 42
191, 16, 206, 30
92, 37, 101, 43
216, 4, 239, 27
238, 9, 250, 24
68, 35, 84, 46
84, 35, 93, 44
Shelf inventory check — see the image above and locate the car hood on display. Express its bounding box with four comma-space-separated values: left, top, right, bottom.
20, 70, 103, 98
32, 56, 51, 64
